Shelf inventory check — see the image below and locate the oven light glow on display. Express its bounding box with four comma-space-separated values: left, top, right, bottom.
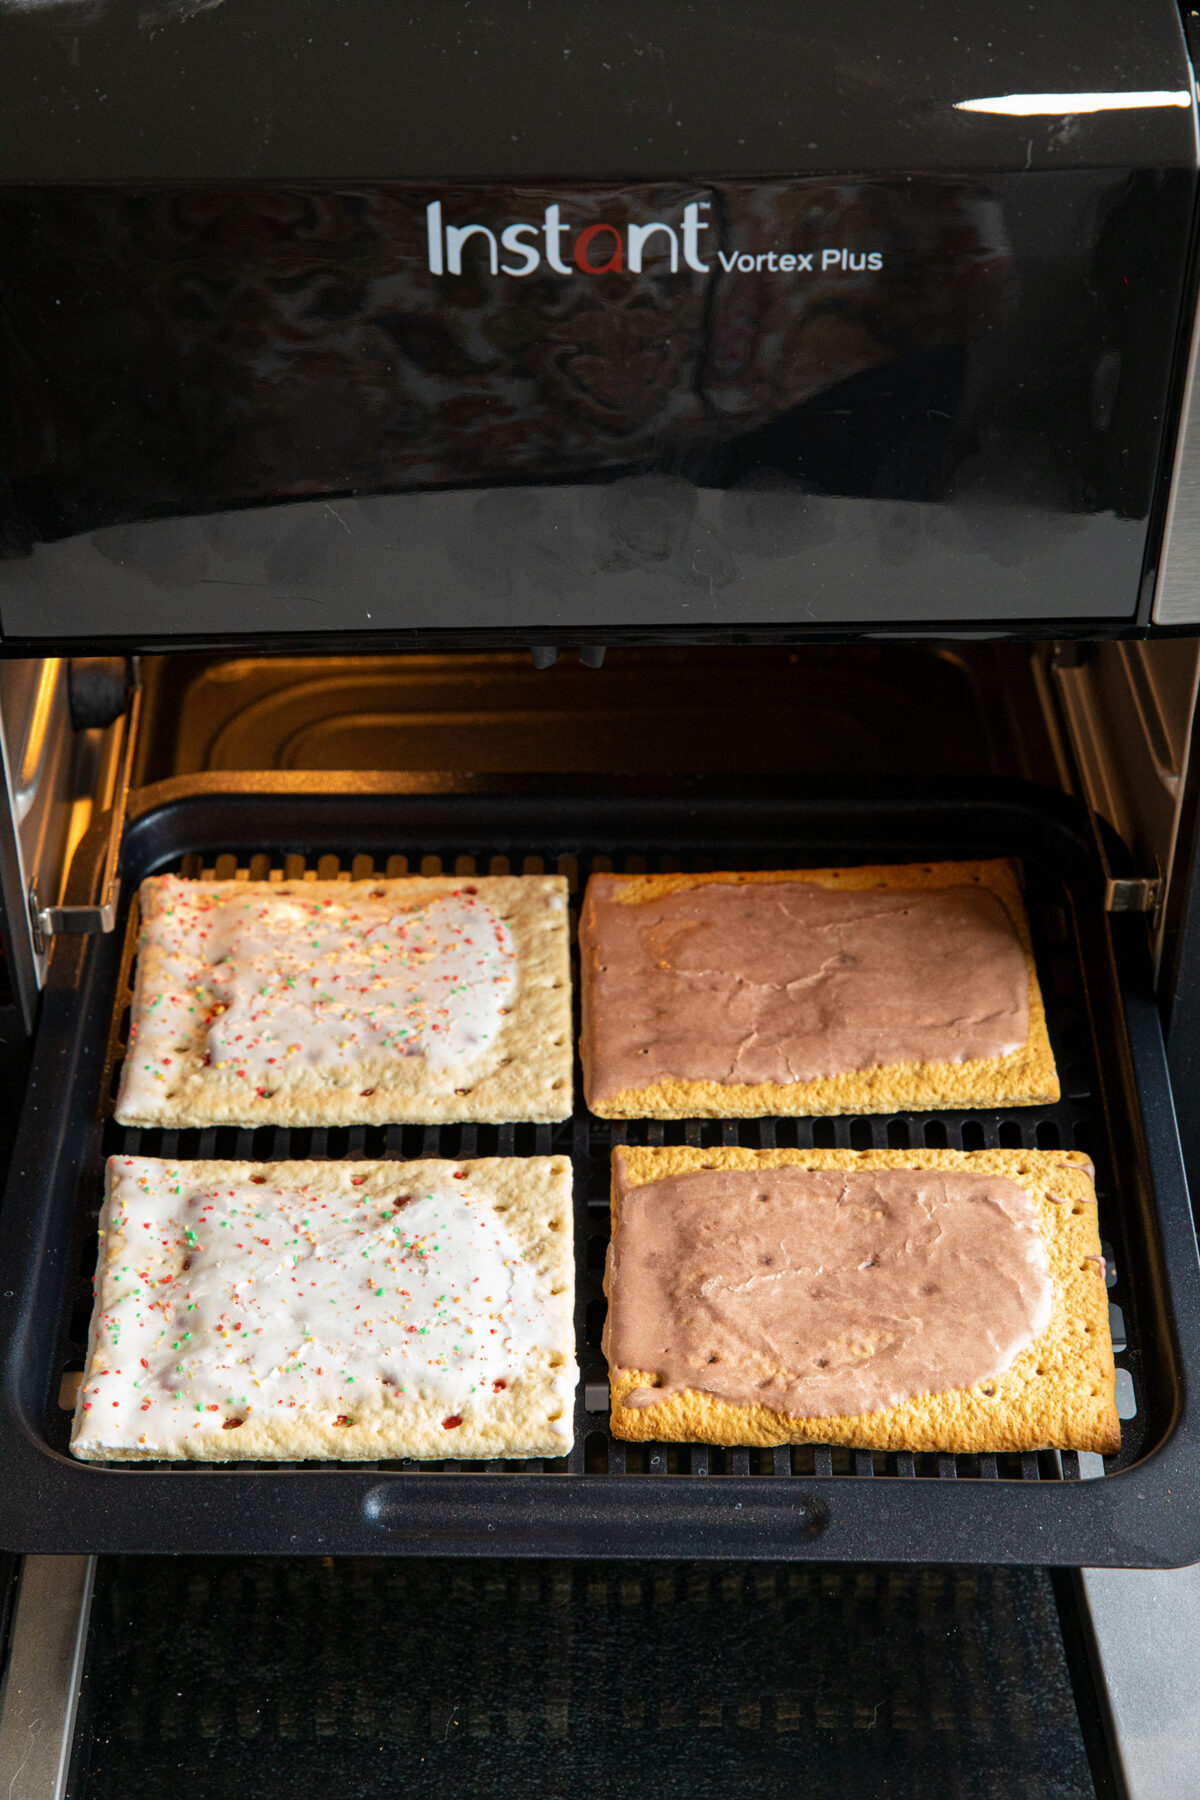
955, 90, 1192, 115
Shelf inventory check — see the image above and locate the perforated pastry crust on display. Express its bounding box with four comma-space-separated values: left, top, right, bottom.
72, 1155, 577, 1462
115, 873, 572, 1127
606, 1145, 1117, 1454
581, 859, 1059, 1118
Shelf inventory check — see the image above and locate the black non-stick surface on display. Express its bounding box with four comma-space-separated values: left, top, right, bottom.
1, 778, 1196, 1560
70, 1559, 1103, 1800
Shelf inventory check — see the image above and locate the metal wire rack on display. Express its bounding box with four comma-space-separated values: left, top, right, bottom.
57, 836, 1137, 1488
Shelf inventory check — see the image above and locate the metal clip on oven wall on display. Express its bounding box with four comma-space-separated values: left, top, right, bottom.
27, 682, 142, 956
1104, 863, 1165, 932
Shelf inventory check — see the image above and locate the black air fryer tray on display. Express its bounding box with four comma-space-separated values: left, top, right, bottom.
0, 774, 1197, 1564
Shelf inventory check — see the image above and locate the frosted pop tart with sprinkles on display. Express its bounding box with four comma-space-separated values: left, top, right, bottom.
115, 873, 572, 1127
71, 1156, 577, 1462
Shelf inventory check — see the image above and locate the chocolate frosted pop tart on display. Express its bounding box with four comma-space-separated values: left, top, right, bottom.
116, 873, 572, 1127
604, 1145, 1118, 1455
580, 859, 1057, 1117
73, 1155, 577, 1462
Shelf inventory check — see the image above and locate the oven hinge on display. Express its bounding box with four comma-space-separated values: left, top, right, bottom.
1104, 866, 1165, 931
27, 681, 142, 956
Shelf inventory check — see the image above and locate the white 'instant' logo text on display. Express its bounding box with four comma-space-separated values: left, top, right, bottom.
426, 200, 713, 277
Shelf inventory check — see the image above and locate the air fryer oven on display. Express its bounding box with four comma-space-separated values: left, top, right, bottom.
2, 1, 1200, 1795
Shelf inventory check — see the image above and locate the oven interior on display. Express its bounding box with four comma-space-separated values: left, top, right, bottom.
0, 635, 1189, 1792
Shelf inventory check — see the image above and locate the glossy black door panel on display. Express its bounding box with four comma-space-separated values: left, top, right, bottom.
0, 1, 1194, 640
0, 0, 1192, 185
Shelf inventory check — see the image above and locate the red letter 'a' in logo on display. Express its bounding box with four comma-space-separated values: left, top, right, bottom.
574, 223, 623, 274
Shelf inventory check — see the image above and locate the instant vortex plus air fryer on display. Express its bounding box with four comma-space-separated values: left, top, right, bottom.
3, 2, 1200, 1795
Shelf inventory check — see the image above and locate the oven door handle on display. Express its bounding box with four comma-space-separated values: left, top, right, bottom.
28, 680, 142, 952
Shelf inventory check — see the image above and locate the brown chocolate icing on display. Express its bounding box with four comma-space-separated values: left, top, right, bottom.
604, 1160, 1053, 1417
580, 876, 1029, 1104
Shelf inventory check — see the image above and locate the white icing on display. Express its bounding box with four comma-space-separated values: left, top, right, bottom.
76, 1159, 571, 1451
127, 878, 516, 1097
207, 887, 514, 1078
